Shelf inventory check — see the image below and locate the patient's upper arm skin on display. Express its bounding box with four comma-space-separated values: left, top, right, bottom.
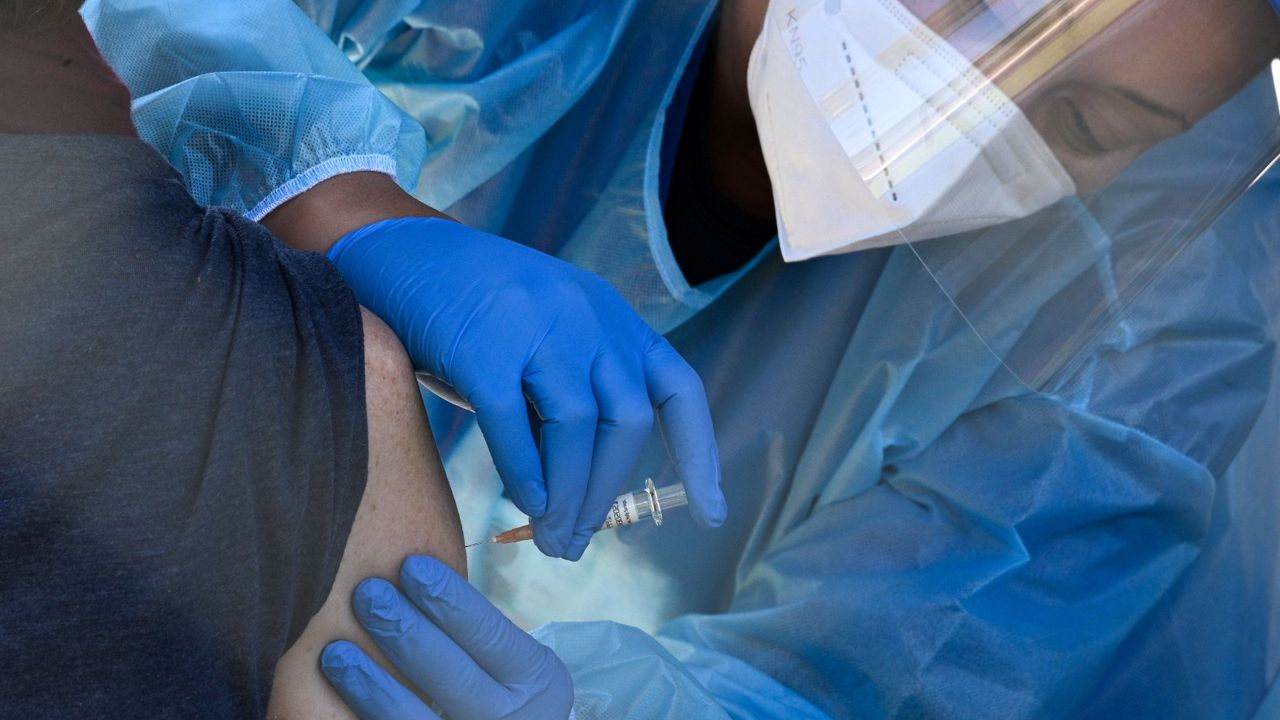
267, 309, 466, 719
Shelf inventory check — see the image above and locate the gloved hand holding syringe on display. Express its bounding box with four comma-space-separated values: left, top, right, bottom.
467, 479, 688, 547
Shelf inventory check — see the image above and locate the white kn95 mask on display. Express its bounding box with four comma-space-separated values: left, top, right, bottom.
747, 0, 1076, 261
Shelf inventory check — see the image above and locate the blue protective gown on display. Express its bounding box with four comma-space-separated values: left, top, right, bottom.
83, 1, 1280, 717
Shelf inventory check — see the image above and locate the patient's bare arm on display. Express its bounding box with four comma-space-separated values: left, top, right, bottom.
266, 309, 465, 719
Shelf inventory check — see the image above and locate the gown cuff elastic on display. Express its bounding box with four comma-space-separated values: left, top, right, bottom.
247, 154, 400, 222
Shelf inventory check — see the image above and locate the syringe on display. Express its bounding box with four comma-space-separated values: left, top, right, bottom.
466, 478, 688, 547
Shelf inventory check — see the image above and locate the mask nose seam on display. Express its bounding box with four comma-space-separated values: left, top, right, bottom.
839, 41, 900, 202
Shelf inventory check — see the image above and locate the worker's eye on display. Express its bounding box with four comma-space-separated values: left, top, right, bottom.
1040, 83, 1190, 160
1060, 95, 1107, 156
1041, 89, 1108, 157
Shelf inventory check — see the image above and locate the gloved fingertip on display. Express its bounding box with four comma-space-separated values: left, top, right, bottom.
353, 578, 401, 626
711, 493, 729, 526
520, 489, 548, 519
400, 555, 449, 595
320, 641, 386, 705
563, 541, 588, 562
531, 525, 566, 559
501, 476, 547, 519
558, 530, 578, 556
320, 640, 365, 677
325, 232, 358, 263
688, 451, 727, 527
692, 491, 728, 529
354, 576, 395, 599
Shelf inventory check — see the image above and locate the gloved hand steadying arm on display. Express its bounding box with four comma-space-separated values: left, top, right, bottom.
328, 216, 726, 560
321, 556, 574, 720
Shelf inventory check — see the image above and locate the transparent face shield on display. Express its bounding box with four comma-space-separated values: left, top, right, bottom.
771, 0, 1280, 391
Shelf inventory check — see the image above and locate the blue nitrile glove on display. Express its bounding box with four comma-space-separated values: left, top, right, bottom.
329, 217, 725, 559
321, 556, 574, 720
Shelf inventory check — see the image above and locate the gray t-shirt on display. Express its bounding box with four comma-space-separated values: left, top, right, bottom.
0, 134, 368, 718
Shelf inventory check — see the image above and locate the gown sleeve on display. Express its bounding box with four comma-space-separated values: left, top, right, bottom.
531, 401, 1229, 719
81, 0, 426, 220
531, 208, 1276, 719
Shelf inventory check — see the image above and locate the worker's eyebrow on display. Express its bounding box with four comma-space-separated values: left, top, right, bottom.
1113, 85, 1192, 131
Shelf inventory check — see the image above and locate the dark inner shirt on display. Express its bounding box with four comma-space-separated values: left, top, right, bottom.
663, 22, 777, 287
0, 135, 368, 718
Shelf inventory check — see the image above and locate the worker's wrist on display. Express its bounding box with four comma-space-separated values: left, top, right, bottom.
260, 171, 452, 254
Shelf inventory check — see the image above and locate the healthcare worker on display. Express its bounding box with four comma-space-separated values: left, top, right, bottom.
86, 0, 1280, 718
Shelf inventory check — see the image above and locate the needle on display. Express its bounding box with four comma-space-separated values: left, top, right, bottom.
465, 524, 534, 548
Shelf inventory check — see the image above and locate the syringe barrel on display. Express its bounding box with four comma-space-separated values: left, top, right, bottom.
599, 481, 687, 530
654, 483, 688, 511
600, 489, 649, 530
474, 482, 689, 546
